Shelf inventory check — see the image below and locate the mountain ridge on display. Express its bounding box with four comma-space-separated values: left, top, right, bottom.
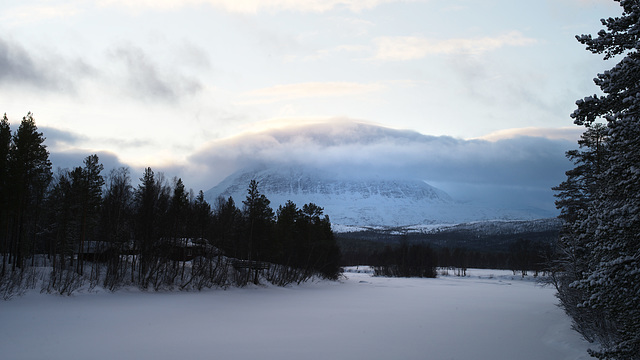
204, 165, 556, 227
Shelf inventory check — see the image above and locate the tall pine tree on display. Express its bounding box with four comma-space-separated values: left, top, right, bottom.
553, 123, 610, 344
7, 113, 52, 270
0, 114, 12, 275
242, 180, 274, 284
76, 155, 105, 275
561, 1, 640, 358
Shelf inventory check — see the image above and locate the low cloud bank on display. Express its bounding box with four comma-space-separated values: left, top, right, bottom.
40, 118, 576, 213
185, 119, 575, 212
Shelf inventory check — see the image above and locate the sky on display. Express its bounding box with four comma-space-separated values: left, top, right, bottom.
0, 0, 623, 208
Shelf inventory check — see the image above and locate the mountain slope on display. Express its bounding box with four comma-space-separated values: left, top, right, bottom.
204, 165, 555, 227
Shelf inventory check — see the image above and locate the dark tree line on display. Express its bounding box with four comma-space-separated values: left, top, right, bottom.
345, 238, 552, 279
213, 182, 341, 286
371, 241, 437, 278
0, 113, 341, 299
552, 2, 640, 359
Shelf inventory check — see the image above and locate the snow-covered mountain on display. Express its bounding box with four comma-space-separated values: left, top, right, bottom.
204, 165, 556, 227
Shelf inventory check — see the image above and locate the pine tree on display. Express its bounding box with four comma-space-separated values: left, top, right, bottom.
102, 167, 133, 245
300, 203, 341, 280
0, 114, 11, 275
134, 167, 158, 286
553, 124, 610, 344
193, 190, 212, 241
76, 155, 105, 275
213, 196, 243, 258
47, 170, 77, 271
242, 180, 274, 284
274, 200, 300, 266
7, 112, 52, 270
273, 201, 341, 282
169, 178, 189, 241
168, 178, 189, 280
133, 168, 171, 288
563, 2, 640, 358
101, 167, 133, 290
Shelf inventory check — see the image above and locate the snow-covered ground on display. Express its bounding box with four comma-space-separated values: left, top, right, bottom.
0, 269, 592, 360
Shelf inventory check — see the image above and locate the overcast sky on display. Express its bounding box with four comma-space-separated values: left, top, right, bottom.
0, 0, 621, 209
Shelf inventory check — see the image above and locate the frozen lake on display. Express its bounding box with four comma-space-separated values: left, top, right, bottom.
0, 268, 592, 360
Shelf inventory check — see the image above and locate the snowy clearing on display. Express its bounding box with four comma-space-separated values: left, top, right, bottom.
0, 269, 592, 360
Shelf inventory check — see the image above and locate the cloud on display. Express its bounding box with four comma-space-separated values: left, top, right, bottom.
0, 33, 207, 101
568, 0, 616, 6
332, 17, 375, 36
478, 127, 583, 142
300, 44, 370, 62
40, 125, 158, 167
99, 0, 407, 13
1, 3, 82, 26
372, 31, 538, 61
0, 37, 47, 84
185, 119, 574, 211
109, 44, 203, 102
239, 82, 383, 104
40, 126, 90, 148
40, 119, 575, 211
49, 150, 126, 176
41, 126, 138, 182
0, 35, 91, 91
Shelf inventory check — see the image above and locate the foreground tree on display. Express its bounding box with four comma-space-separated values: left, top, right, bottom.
6, 113, 52, 270
0, 114, 12, 275
552, 124, 610, 344
557, 2, 640, 359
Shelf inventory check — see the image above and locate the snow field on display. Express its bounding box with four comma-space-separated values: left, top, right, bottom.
0, 269, 591, 360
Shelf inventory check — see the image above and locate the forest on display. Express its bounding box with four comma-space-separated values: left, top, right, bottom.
0, 113, 341, 298
338, 223, 558, 277
0, 112, 550, 300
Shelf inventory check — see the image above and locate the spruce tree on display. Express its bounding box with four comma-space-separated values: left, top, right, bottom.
274, 200, 300, 266
213, 196, 242, 258
7, 112, 52, 270
169, 178, 189, 241
47, 170, 77, 271
134, 167, 158, 286
102, 167, 133, 245
562, 2, 640, 358
300, 203, 341, 280
193, 190, 212, 241
76, 155, 105, 275
553, 124, 610, 344
101, 167, 133, 290
242, 180, 274, 284
0, 114, 11, 275
0, 114, 10, 197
